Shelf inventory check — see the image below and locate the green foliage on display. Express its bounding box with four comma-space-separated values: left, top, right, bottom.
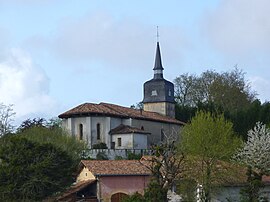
240, 166, 263, 202
174, 68, 255, 111
144, 179, 167, 202
122, 192, 145, 202
173, 68, 270, 139
181, 111, 242, 201
176, 179, 197, 202
17, 126, 86, 167
181, 111, 241, 160
115, 155, 124, 160
92, 142, 108, 149
96, 152, 109, 160
0, 136, 74, 201
127, 151, 142, 160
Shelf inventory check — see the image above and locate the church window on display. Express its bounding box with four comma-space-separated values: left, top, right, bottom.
168, 90, 172, 97
79, 124, 83, 140
97, 123, 101, 140
141, 126, 144, 130
118, 138, 122, 147
151, 90, 157, 96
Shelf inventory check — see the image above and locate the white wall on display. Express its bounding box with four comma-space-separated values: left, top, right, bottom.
133, 133, 148, 149
62, 116, 181, 149
111, 133, 148, 149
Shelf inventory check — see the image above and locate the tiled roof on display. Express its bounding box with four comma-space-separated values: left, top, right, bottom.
58, 102, 184, 125
109, 124, 151, 135
81, 160, 151, 176
57, 179, 96, 201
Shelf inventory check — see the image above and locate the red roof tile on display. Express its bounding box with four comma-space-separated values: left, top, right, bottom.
109, 124, 151, 135
57, 179, 96, 201
59, 102, 184, 125
81, 160, 151, 176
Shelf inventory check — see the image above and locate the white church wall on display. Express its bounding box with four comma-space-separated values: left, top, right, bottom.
133, 133, 148, 149
90, 116, 109, 147
131, 119, 181, 146
112, 134, 133, 149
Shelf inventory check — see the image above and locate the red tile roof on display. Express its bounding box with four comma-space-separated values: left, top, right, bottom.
109, 124, 151, 135
59, 102, 184, 125
81, 160, 151, 176
57, 179, 96, 201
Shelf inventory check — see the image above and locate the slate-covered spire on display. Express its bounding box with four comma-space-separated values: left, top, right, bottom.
153, 42, 164, 79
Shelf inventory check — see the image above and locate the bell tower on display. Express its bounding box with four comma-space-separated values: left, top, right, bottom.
143, 41, 175, 118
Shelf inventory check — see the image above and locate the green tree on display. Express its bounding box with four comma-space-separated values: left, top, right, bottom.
18, 126, 86, 168
0, 136, 74, 201
180, 111, 242, 201
174, 68, 255, 112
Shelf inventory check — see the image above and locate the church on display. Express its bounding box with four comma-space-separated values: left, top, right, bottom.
58, 42, 184, 149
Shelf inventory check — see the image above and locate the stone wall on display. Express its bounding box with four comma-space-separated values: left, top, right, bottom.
83, 149, 154, 160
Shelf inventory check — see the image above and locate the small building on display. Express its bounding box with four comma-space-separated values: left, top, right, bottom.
58, 42, 184, 149
58, 160, 151, 202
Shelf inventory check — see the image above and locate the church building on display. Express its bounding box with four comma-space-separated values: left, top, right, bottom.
58, 42, 184, 149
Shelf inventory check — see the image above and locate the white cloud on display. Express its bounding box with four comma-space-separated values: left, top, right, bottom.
249, 76, 270, 102
52, 12, 187, 69
0, 48, 58, 121
203, 0, 270, 55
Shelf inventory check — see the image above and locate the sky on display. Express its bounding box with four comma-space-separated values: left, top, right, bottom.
0, 0, 270, 125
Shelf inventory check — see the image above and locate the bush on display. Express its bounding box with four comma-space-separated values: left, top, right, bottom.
92, 142, 108, 149
96, 152, 109, 160
127, 152, 142, 160
122, 192, 145, 202
115, 155, 124, 160
0, 136, 74, 201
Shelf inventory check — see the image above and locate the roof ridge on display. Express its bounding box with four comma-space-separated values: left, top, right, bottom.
100, 102, 129, 116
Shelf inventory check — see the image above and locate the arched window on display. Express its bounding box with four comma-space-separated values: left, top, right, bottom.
141, 126, 144, 130
97, 123, 101, 140
79, 124, 83, 140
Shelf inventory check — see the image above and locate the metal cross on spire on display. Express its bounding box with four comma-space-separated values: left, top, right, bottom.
156, 26, 159, 42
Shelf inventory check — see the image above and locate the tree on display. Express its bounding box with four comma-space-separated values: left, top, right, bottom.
174, 73, 198, 106
17, 117, 62, 132
0, 136, 74, 201
17, 125, 86, 168
234, 122, 270, 201
141, 139, 185, 202
174, 68, 256, 112
235, 122, 270, 172
0, 103, 15, 137
180, 111, 242, 201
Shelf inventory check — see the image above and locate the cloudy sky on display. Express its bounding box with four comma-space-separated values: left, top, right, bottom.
0, 0, 270, 124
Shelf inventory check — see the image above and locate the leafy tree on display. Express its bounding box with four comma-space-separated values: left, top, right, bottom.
234, 122, 270, 201
0, 103, 15, 137
174, 68, 255, 112
180, 111, 242, 201
18, 126, 86, 167
17, 117, 62, 132
235, 122, 270, 173
142, 140, 185, 202
174, 73, 198, 106
0, 136, 74, 201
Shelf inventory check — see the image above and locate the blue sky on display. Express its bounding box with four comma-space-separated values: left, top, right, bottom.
0, 0, 269, 124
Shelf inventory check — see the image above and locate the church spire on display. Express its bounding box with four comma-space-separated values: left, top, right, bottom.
153, 42, 164, 79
